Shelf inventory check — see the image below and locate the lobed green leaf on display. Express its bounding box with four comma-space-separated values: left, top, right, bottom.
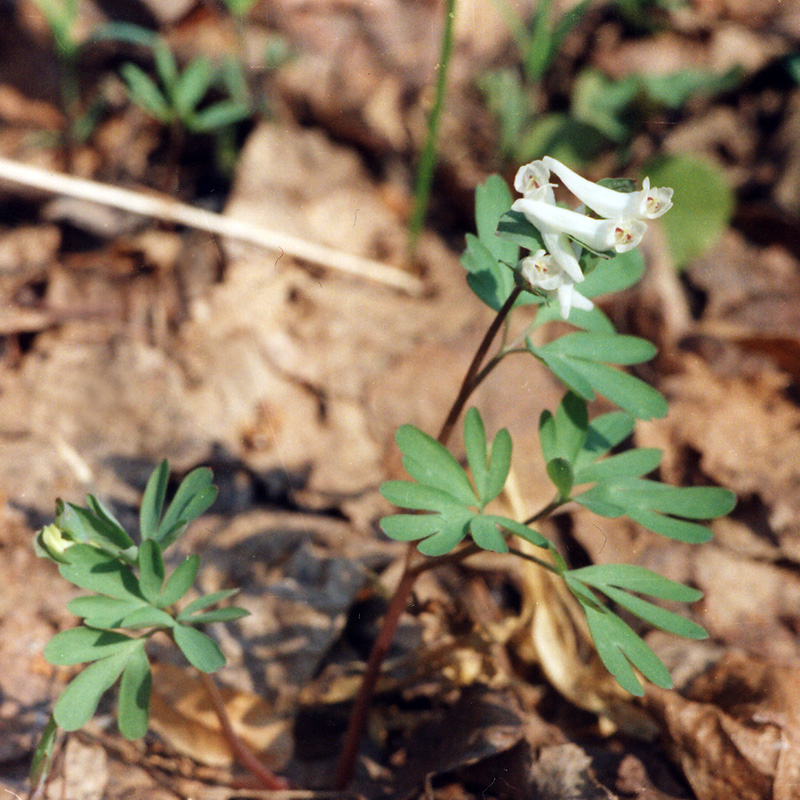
140, 460, 169, 542
464, 408, 489, 502
117, 641, 152, 739
484, 427, 512, 506
54, 648, 133, 730
59, 545, 143, 601
469, 516, 508, 553
573, 448, 661, 485
121, 63, 171, 121
156, 467, 217, 549
137, 540, 165, 603
380, 513, 443, 542
380, 480, 467, 513
396, 425, 478, 506
158, 554, 201, 607
172, 624, 225, 672
181, 607, 249, 625
44, 627, 134, 666
546, 458, 573, 499
67, 596, 147, 629
177, 589, 240, 619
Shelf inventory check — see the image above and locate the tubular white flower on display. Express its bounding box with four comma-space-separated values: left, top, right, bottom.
519, 250, 562, 291
519, 250, 593, 320
557, 281, 594, 319
512, 197, 646, 255
514, 160, 552, 200
543, 156, 673, 220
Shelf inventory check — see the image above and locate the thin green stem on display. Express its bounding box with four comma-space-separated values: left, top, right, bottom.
524, 496, 563, 526
507, 546, 562, 574
407, 0, 457, 255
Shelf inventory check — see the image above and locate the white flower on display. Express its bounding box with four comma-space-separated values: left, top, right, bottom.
519, 250, 593, 320
542, 156, 673, 220
512, 197, 647, 255
514, 160, 552, 200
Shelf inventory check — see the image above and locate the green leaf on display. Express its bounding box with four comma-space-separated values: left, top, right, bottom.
553, 391, 589, 463
569, 564, 703, 602
573, 412, 636, 471
29, 714, 58, 784
83, 497, 135, 552
640, 66, 742, 109
181, 607, 249, 625
575, 480, 735, 542
188, 101, 251, 132
568, 564, 707, 639
528, 336, 668, 419
517, 112, 606, 165
396, 425, 478, 506
380, 480, 466, 513
484, 427, 512, 505
158, 554, 200, 607
121, 63, 172, 121
44, 627, 134, 666
462, 233, 515, 312
172, 624, 225, 672
538, 333, 657, 365
59, 545, 143, 601
416, 509, 472, 556
573, 448, 662, 485
469, 516, 508, 553
496, 210, 547, 253
177, 588, 240, 619
90, 21, 158, 48
580, 602, 672, 695
539, 410, 557, 463
464, 408, 489, 502
117, 641, 151, 739
54, 647, 134, 730
153, 40, 179, 90
137, 540, 165, 603
172, 56, 213, 117
533, 300, 615, 334
641, 155, 735, 269
380, 513, 444, 542
546, 458, 573, 499
487, 515, 550, 549
119, 606, 175, 629
156, 467, 217, 549
140, 460, 169, 541
57, 502, 134, 553
475, 175, 518, 265
67, 596, 148, 629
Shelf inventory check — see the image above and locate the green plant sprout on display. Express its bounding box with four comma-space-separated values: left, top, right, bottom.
30, 158, 735, 794
121, 39, 251, 136
31, 0, 84, 165
29, 463, 289, 790
407, 0, 457, 255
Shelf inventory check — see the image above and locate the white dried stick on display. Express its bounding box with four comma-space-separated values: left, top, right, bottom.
0, 157, 423, 294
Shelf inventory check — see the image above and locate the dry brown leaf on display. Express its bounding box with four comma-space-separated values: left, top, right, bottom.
645, 652, 800, 800
148, 663, 293, 770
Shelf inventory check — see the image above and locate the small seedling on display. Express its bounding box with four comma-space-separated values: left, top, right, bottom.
31, 463, 250, 776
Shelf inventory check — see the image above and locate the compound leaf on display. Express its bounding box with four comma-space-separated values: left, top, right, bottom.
117, 641, 151, 740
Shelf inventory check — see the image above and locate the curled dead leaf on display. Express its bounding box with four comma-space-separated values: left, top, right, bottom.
148, 663, 293, 770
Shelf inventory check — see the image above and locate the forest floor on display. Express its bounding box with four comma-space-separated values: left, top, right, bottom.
2, 0, 800, 798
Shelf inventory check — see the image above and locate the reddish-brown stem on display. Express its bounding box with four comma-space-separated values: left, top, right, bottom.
334, 567, 419, 789
334, 287, 522, 789
437, 287, 522, 444
199, 671, 290, 790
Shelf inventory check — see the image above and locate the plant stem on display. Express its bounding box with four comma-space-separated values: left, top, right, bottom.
407, 0, 457, 255
199, 672, 289, 790
334, 287, 521, 789
437, 286, 522, 443
507, 546, 561, 574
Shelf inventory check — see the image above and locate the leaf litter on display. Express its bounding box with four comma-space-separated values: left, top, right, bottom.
2, 0, 800, 798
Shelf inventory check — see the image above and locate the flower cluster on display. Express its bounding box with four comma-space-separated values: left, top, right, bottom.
511, 157, 673, 319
